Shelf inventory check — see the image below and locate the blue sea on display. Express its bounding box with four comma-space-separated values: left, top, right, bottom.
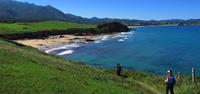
50, 26, 200, 74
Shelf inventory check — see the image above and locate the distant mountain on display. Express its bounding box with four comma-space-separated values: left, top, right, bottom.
0, 0, 150, 24
64, 15, 144, 24
0, 0, 139, 24
0, 0, 200, 25
0, 0, 67, 22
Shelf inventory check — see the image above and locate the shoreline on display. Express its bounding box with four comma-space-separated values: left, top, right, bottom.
14, 31, 131, 54
15, 34, 98, 49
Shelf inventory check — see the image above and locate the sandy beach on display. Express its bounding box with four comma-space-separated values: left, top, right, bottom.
15, 35, 96, 49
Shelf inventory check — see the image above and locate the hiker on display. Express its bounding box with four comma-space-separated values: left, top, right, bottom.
116, 64, 122, 76
165, 69, 176, 94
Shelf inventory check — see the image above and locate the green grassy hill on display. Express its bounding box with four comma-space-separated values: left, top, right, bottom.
0, 39, 199, 94
0, 21, 96, 34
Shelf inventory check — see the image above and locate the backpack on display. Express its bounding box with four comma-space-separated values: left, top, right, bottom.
169, 75, 176, 85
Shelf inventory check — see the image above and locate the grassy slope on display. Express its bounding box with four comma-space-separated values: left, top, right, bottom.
0, 39, 199, 94
0, 39, 152, 94
0, 21, 96, 34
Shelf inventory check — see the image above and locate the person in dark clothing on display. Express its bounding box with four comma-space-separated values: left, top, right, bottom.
165, 69, 176, 94
116, 64, 122, 76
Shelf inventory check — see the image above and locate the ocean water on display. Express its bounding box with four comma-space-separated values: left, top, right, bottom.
51, 26, 200, 74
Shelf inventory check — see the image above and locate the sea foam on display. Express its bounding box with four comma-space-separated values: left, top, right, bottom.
121, 32, 133, 35
94, 41, 102, 44
101, 35, 110, 40
93, 35, 111, 44
118, 39, 125, 42
57, 50, 74, 55
45, 43, 80, 53
124, 37, 128, 40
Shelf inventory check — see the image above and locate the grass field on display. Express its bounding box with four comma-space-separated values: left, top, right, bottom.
0, 39, 199, 94
0, 21, 96, 34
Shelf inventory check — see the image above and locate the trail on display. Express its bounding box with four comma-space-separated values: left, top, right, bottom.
128, 79, 162, 94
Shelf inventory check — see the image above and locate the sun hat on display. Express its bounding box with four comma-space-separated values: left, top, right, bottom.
167, 69, 172, 74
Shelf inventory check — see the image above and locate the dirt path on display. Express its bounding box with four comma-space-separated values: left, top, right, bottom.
128, 79, 162, 94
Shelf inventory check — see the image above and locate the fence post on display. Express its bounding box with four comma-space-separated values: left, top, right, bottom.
192, 68, 196, 83
177, 72, 181, 80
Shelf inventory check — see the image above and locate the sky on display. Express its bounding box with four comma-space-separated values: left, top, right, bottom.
16, 0, 200, 20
